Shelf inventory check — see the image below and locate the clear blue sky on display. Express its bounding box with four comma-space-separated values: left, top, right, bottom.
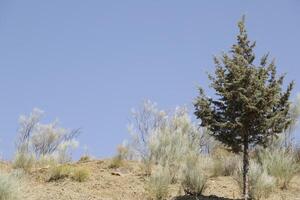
0, 1, 299, 159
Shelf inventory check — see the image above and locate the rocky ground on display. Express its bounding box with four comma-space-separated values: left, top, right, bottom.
1, 160, 300, 200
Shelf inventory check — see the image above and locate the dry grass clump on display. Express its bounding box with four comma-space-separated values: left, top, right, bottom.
210, 146, 240, 177
71, 168, 90, 182
145, 166, 171, 200
140, 158, 153, 176
258, 148, 299, 189
0, 173, 20, 200
48, 165, 72, 181
35, 155, 57, 168
294, 147, 300, 163
109, 145, 128, 169
212, 154, 240, 177
48, 164, 90, 182
235, 160, 276, 200
180, 154, 208, 196
13, 153, 35, 172
78, 156, 90, 163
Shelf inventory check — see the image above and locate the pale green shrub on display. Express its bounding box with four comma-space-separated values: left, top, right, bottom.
148, 108, 204, 181
128, 102, 213, 185
235, 160, 276, 200
35, 155, 57, 168
258, 148, 299, 189
15, 108, 80, 167
128, 100, 168, 161
180, 154, 207, 196
253, 171, 276, 200
13, 152, 35, 172
145, 166, 171, 200
0, 174, 19, 200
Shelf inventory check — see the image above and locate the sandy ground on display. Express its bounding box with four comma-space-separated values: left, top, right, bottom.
1, 159, 300, 200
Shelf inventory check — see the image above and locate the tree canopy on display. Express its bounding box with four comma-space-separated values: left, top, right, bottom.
194, 17, 294, 153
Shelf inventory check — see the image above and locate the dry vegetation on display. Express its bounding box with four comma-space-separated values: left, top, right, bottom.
0, 159, 299, 200
1, 22, 300, 199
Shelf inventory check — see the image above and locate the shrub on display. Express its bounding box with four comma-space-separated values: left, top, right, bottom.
180, 154, 207, 196
147, 108, 205, 181
235, 160, 276, 200
0, 174, 19, 200
13, 152, 35, 172
139, 157, 153, 176
48, 165, 72, 181
15, 108, 80, 166
108, 157, 123, 169
258, 148, 299, 189
78, 156, 90, 163
294, 147, 300, 163
109, 145, 128, 169
145, 166, 171, 200
71, 168, 89, 182
35, 155, 57, 168
212, 154, 240, 177
127, 100, 168, 161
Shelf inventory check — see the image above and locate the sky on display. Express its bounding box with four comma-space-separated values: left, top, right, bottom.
0, 1, 300, 160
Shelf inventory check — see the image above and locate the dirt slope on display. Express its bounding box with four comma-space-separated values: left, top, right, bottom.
1, 159, 300, 200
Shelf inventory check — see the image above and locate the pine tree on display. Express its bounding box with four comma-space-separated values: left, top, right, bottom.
194, 17, 294, 200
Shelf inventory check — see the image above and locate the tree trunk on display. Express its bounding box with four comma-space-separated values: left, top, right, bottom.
243, 136, 250, 200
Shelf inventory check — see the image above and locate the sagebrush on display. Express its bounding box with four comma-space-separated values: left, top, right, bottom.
145, 166, 171, 200
0, 174, 19, 200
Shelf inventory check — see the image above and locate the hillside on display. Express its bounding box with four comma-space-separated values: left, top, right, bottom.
1, 159, 300, 200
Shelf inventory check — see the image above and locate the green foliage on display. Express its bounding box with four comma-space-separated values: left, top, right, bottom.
194, 17, 294, 199
145, 166, 171, 200
258, 148, 299, 189
194, 17, 294, 153
180, 154, 208, 196
235, 160, 276, 200
0, 174, 19, 200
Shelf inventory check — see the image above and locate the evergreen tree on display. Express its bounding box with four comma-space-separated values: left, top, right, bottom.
194, 17, 294, 200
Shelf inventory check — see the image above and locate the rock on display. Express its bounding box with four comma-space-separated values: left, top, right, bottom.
111, 171, 122, 176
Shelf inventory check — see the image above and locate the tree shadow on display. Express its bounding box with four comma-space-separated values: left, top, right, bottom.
172, 194, 243, 200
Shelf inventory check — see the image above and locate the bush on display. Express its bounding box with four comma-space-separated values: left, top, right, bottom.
35, 155, 57, 168
147, 108, 205, 181
0, 174, 19, 200
13, 152, 35, 172
145, 166, 171, 200
180, 154, 207, 196
258, 148, 299, 189
48, 165, 72, 181
235, 160, 276, 200
78, 156, 90, 163
293, 146, 300, 163
212, 154, 240, 177
109, 145, 128, 169
15, 108, 80, 166
71, 168, 89, 182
